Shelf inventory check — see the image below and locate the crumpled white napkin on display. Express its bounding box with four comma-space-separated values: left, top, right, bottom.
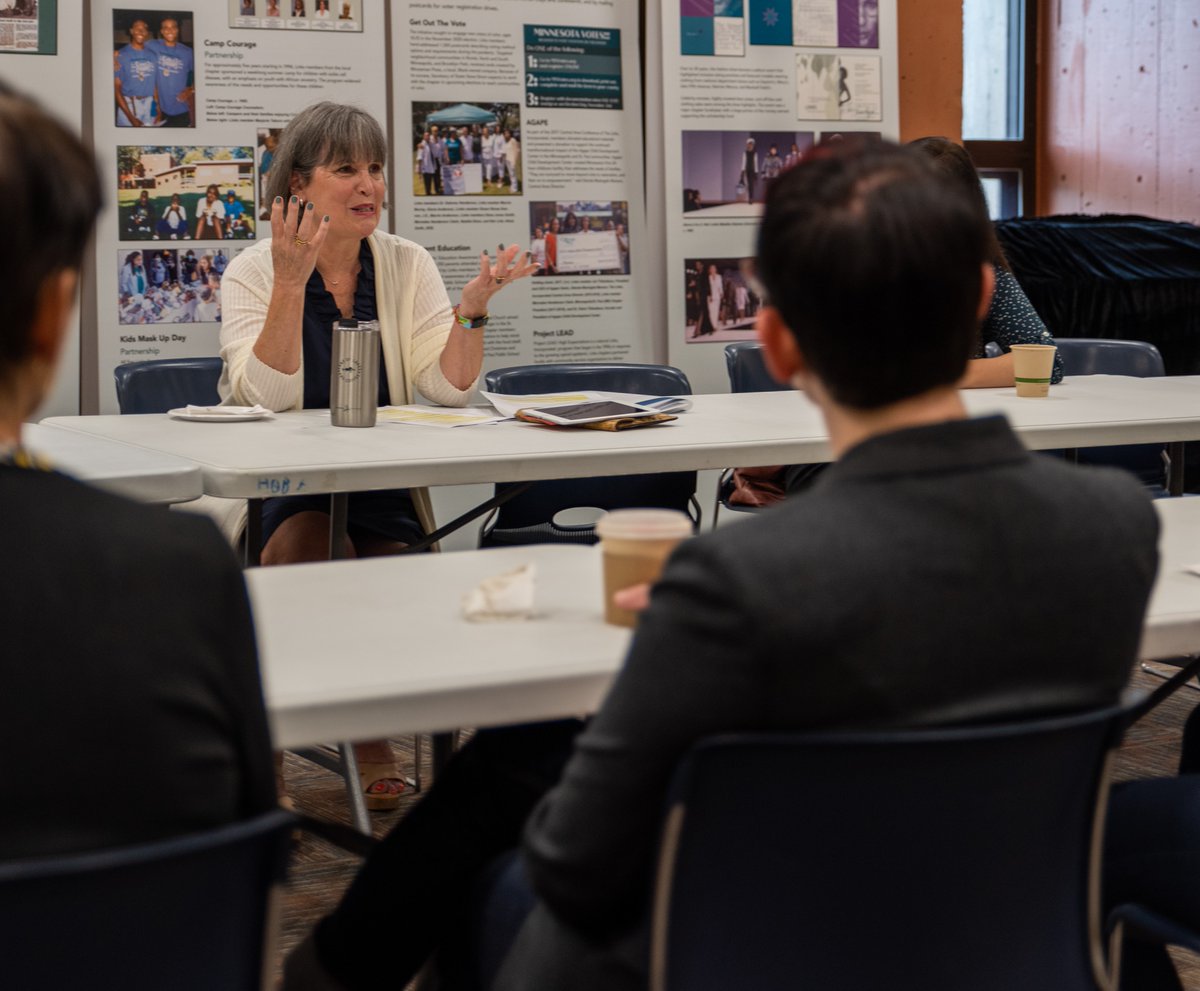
462, 563, 536, 622
185, 404, 271, 416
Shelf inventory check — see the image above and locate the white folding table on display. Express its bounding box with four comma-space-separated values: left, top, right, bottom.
23, 421, 202, 504
1141, 497, 1200, 661
962, 375, 1200, 452
42, 376, 1200, 495
39, 375, 1200, 560
247, 544, 629, 749
42, 391, 833, 562
251, 503, 1200, 749
40, 391, 830, 495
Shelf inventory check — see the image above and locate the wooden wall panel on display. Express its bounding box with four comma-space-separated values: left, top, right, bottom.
897, 0, 962, 142
1159, 1, 1200, 222
1041, 0, 1200, 222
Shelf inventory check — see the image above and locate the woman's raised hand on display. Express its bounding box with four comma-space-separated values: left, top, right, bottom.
269, 195, 330, 288
459, 244, 540, 315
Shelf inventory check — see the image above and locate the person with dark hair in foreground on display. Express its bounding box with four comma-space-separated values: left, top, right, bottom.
0, 85, 276, 858
284, 141, 1159, 991
729, 134, 1063, 507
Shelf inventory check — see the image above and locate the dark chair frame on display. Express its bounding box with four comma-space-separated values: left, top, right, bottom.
652, 713, 1122, 991
0, 808, 295, 990
650, 659, 1200, 991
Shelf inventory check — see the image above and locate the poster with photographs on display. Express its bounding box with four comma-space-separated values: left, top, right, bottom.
0, 0, 55, 54
680, 0, 745, 58
117, 145, 255, 240
798, 0, 879, 48
411, 102, 522, 197
255, 127, 282, 219
684, 257, 761, 343
393, 0, 647, 378
228, 0, 359, 31
4, 0, 77, 419
796, 52, 882, 121
659, 0, 897, 391
93, 0, 387, 410
745, 0, 879, 48
681, 130, 814, 216
116, 246, 239, 326
112, 9, 195, 127
527, 201, 631, 276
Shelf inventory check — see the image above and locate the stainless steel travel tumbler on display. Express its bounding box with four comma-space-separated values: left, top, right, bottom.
330, 319, 380, 427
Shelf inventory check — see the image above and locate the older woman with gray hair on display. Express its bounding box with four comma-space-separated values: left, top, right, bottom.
219, 101, 535, 806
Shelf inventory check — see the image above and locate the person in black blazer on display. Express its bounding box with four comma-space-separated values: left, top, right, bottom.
285, 142, 1159, 991
0, 84, 275, 860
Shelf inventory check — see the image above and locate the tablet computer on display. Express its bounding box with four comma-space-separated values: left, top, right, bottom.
518, 400, 659, 426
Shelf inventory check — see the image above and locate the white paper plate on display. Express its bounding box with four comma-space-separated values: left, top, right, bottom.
168, 407, 273, 422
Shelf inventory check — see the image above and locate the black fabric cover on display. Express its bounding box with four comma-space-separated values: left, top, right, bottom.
995, 214, 1200, 375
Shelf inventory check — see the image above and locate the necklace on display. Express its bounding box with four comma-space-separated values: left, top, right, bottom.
321, 260, 360, 288
0, 443, 52, 471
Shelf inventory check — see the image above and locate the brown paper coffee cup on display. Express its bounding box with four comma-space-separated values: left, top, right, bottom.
1011, 344, 1057, 397
595, 509, 693, 627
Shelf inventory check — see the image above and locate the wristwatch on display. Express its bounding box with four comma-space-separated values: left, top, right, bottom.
453, 304, 489, 329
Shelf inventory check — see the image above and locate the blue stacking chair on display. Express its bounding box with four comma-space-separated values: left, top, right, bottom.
1055, 339, 1170, 493
941, 339, 1167, 491
0, 809, 295, 991
1056, 338, 1164, 378
723, 341, 787, 394
112, 357, 247, 547
480, 363, 701, 546
652, 709, 1129, 991
113, 356, 224, 413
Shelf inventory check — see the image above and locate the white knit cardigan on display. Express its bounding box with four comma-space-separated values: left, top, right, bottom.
201, 230, 475, 540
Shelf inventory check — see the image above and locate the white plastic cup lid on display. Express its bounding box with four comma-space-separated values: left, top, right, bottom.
595, 508, 693, 542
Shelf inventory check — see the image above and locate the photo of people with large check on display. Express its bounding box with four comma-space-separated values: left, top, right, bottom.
527, 200, 630, 276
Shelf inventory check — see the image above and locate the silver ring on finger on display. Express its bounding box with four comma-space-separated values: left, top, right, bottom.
494, 276, 506, 284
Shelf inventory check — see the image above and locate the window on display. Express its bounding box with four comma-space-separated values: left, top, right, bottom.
961, 0, 1037, 218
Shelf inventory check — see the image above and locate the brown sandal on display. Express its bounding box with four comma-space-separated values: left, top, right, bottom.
358, 762, 406, 811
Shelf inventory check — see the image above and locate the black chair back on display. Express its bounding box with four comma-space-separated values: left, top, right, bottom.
0, 808, 295, 990
723, 342, 787, 393
113, 357, 224, 414
1056, 338, 1168, 490
481, 363, 699, 546
487, 363, 692, 397
653, 710, 1124, 991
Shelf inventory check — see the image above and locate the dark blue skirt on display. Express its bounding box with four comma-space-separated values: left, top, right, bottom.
261, 488, 425, 547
